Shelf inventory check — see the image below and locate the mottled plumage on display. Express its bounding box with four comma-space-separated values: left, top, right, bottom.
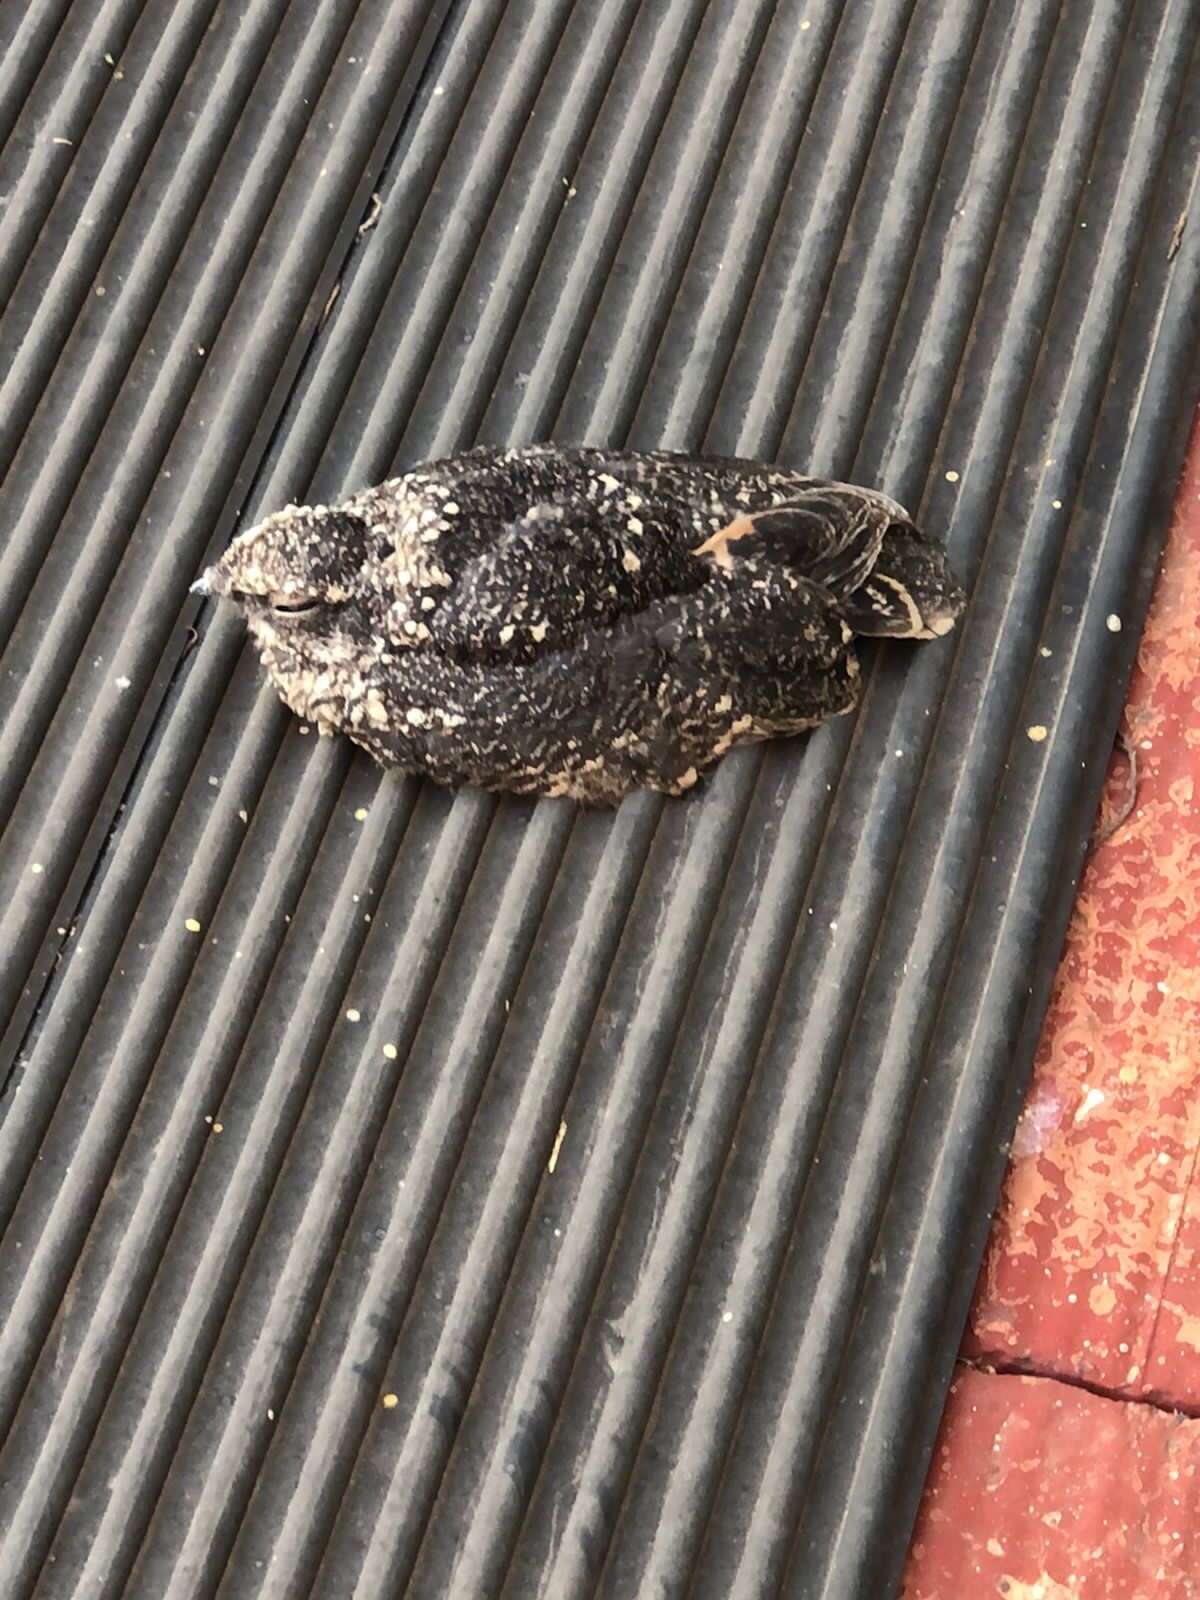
196, 445, 965, 804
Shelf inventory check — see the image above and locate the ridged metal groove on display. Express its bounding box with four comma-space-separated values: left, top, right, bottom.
0, 0, 455, 1067
1, 2, 1197, 1598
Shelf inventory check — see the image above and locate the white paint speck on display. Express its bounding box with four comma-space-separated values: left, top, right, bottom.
1074, 1086, 1106, 1123
346, 1008, 361, 1022
944, 470, 960, 483
115, 675, 132, 690
1106, 614, 1121, 632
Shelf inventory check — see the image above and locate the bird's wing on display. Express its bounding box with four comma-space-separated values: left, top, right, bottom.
495, 448, 912, 600
687, 484, 906, 597
610, 558, 852, 682
360, 445, 927, 628
595, 558, 860, 786
425, 496, 701, 663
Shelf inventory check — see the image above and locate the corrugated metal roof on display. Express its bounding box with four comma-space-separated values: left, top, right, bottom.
1, 2, 1197, 1596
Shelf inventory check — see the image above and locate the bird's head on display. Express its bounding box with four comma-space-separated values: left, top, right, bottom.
193, 503, 391, 733
193, 502, 372, 624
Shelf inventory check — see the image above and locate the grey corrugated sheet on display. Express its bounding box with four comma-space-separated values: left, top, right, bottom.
0, 1, 1197, 1595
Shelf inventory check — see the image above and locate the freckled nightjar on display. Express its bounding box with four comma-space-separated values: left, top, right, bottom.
196, 444, 966, 805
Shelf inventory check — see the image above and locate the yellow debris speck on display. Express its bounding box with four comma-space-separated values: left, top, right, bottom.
548, 1120, 568, 1174
944, 470, 960, 483
383, 1043, 398, 1060
185, 917, 202, 932
31, 862, 44, 874
1052, 498, 1063, 509
212, 1122, 223, 1133
346, 1008, 361, 1022
1027, 725, 1048, 743
382, 1393, 398, 1409
354, 807, 369, 820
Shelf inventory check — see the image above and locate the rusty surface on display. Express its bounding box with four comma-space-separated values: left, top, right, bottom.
903, 1368, 1200, 1600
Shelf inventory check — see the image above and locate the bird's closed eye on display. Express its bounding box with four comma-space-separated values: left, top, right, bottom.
271, 598, 321, 615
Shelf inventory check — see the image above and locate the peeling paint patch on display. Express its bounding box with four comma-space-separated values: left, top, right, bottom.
903, 1370, 1200, 1599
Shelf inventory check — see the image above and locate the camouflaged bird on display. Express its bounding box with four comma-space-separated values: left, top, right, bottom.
195, 444, 965, 804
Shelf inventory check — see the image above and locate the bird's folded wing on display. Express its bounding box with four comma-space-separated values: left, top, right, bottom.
689, 486, 898, 598
608, 560, 852, 680
425, 498, 696, 662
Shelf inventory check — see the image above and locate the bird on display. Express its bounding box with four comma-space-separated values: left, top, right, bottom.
194, 444, 965, 805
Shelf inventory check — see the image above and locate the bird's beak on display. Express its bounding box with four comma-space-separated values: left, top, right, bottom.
190, 567, 218, 597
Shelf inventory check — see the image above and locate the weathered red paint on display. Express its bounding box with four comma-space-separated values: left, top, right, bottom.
904, 1369, 1200, 1600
